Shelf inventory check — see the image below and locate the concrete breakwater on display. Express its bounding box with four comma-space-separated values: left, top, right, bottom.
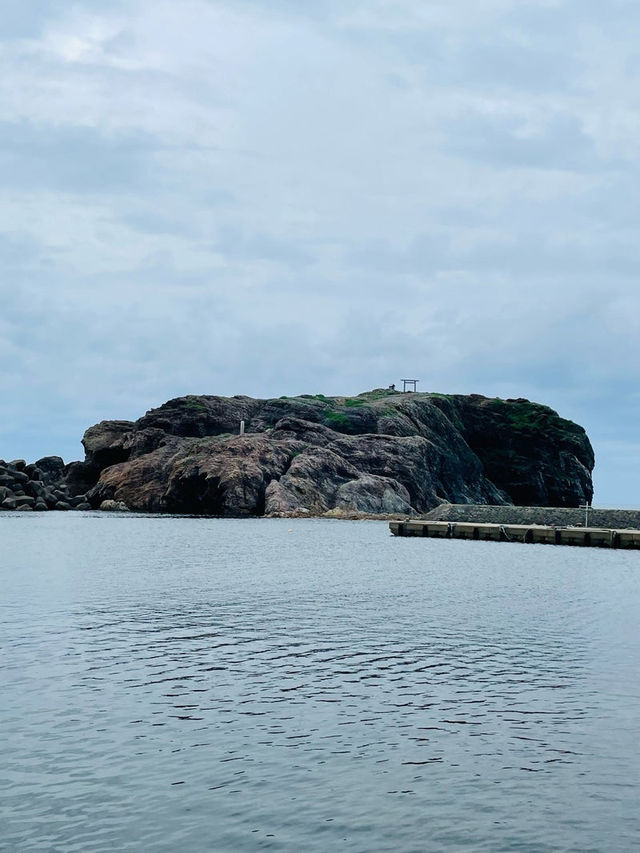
390, 519, 640, 549
0, 458, 90, 512
424, 503, 640, 530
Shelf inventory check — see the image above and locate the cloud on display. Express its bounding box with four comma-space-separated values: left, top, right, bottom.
0, 121, 159, 193
443, 113, 603, 171
1, 0, 640, 505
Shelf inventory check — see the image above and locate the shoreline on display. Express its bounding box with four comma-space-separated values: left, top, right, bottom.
3, 503, 640, 529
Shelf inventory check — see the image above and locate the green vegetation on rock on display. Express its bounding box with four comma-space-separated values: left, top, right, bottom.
323, 411, 350, 428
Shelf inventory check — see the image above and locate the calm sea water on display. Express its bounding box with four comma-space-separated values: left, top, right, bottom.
2, 514, 639, 853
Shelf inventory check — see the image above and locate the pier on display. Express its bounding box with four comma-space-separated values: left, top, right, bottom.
389, 520, 640, 549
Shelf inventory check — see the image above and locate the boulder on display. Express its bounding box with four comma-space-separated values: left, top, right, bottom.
82, 421, 135, 470
35, 456, 66, 485
63, 461, 99, 496
25, 480, 47, 499
99, 499, 130, 512
334, 475, 414, 515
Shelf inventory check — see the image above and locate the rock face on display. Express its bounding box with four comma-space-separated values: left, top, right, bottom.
72, 390, 594, 516
0, 457, 91, 512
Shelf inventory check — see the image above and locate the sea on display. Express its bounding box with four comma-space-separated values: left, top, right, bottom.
2, 513, 639, 852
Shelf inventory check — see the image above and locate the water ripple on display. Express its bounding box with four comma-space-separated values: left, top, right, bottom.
1, 516, 640, 852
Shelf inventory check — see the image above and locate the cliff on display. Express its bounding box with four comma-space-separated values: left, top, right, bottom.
63, 390, 593, 516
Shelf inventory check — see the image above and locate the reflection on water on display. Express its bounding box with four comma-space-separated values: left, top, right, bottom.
1, 515, 639, 852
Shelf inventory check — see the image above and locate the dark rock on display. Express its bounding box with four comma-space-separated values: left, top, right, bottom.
271, 417, 337, 446
266, 458, 414, 515
35, 456, 66, 485
430, 395, 594, 506
25, 480, 47, 499
9, 470, 28, 485
34, 499, 48, 511
82, 421, 135, 470
136, 395, 262, 438
74, 501, 92, 511
86, 442, 180, 511
164, 436, 301, 515
55, 389, 597, 517
24, 464, 40, 480
334, 475, 414, 514
265, 447, 360, 515
123, 428, 169, 459
89, 434, 300, 516
8, 459, 26, 471
249, 397, 326, 432
15, 495, 35, 507
54, 501, 72, 511
63, 461, 99, 496
17, 505, 34, 511
327, 433, 505, 511
1, 497, 18, 510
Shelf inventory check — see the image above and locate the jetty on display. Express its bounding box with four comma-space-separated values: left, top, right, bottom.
389, 520, 640, 549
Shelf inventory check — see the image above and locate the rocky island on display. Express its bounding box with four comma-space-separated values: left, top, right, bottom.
1, 389, 594, 517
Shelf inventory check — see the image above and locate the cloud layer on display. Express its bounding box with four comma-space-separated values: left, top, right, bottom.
1, 0, 639, 504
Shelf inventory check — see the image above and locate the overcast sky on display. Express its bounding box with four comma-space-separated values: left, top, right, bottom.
1, 0, 639, 505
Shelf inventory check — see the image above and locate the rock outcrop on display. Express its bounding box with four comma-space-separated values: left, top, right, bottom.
68, 390, 594, 516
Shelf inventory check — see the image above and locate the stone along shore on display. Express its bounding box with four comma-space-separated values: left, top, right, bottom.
0, 458, 90, 512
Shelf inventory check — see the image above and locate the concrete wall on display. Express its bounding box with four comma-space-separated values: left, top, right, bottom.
424, 504, 640, 530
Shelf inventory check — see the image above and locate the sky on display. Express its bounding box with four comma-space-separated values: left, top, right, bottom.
1, 0, 639, 505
